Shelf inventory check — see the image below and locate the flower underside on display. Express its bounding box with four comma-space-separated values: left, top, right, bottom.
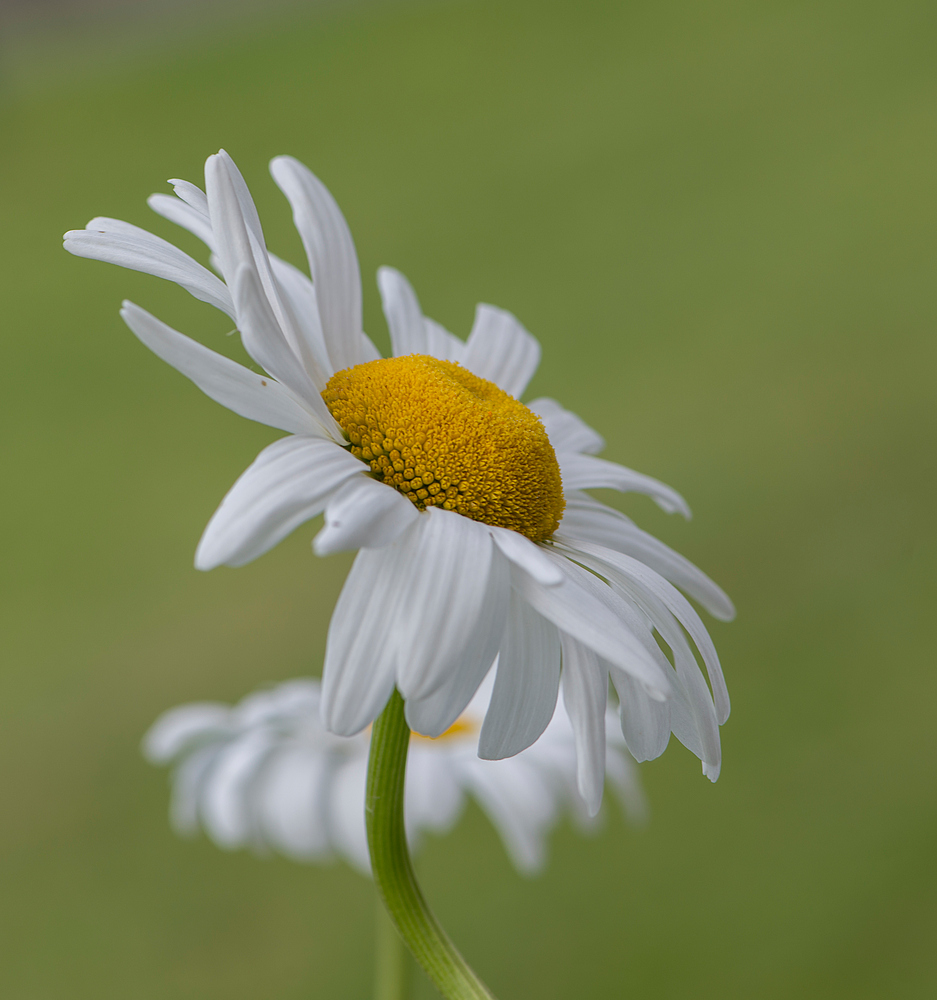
323, 355, 564, 542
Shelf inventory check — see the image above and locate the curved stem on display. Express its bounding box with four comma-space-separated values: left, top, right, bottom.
366, 689, 497, 1000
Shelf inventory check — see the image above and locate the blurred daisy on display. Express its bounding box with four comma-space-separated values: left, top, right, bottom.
65, 150, 734, 808
143, 676, 646, 875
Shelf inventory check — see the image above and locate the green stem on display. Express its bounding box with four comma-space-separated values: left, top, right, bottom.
366, 690, 497, 1000
374, 892, 410, 1000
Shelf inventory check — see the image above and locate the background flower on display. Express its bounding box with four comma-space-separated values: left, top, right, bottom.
143, 675, 647, 876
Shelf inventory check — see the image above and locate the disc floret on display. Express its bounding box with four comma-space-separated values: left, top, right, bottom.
322, 355, 564, 542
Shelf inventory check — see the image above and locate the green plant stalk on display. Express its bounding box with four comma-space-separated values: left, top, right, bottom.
374, 891, 410, 1000
366, 689, 497, 1000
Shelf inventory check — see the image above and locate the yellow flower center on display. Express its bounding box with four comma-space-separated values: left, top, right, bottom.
322, 355, 564, 543
410, 716, 479, 742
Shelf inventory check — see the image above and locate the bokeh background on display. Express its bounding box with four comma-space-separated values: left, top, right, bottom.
2, 0, 936, 996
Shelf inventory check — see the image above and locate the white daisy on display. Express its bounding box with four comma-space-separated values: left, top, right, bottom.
65, 150, 734, 811
143, 675, 646, 875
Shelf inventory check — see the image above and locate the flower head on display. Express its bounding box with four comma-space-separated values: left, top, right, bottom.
65, 150, 734, 811
143, 676, 646, 875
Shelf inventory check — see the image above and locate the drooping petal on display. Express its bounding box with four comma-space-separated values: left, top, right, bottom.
462, 303, 541, 399
195, 436, 363, 570
378, 266, 428, 357
478, 593, 561, 760
423, 317, 465, 362
560, 538, 729, 725
404, 549, 509, 737
609, 664, 672, 763
666, 630, 722, 777
560, 494, 735, 620
232, 263, 340, 436
269, 155, 364, 373
559, 453, 691, 518
560, 635, 608, 815
120, 302, 323, 436
488, 525, 563, 586
64, 218, 234, 318
513, 552, 670, 698
528, 398, 605, 455
394, 509, 504, 705
313, 476, 419, 556
321, 529, 422, 736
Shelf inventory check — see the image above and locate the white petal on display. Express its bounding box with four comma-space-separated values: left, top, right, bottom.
269, 155, 364, 373
528, 398, 605, 455
142, 702, 230, 763
169, 745, 222, 836
195, 436, 363, 570
488, 525, 563, 586
461, 304, 541, 399
703, 760, 721, 782
205, 152, 310, 375
460, 758, 555, 874
609, 665, 672, 763
378, 266, 428, 357
199, 730, 273, 848
560, 635, 608, 815
313, 476, 419, 556
147, 191, 216, 250
403, 547, 509, 737
326, 756, 372, 873
423, 317, 465, 362
405, 750, 465, 835
559, 453, 691, 518
357, 332, 383, 362
512, 552, 670, 698
232, 263, 341, 436
560, 539, 729, 725
667, 631, 722, 774
321, 531, 421, 736
394, 509, 501, 703
478, 593, 561, 759
269, 254, 333, 383
120, 301, 323, 436
256, 748, 332, 860
168, 177, 209, 216
64, 218, 234, 318
560, 495, 734, 620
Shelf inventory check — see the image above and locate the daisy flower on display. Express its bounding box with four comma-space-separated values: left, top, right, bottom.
64, 150, 734, 814
143, 675, 647, 876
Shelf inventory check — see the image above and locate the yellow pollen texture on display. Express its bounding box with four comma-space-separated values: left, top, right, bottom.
322, 355, 564, 542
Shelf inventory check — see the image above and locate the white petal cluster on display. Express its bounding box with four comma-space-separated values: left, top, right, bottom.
143, 676, 646, 875
65, 150, 735, 811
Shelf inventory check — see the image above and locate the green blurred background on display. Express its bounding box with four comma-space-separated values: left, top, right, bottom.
2, 0, 936, 996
